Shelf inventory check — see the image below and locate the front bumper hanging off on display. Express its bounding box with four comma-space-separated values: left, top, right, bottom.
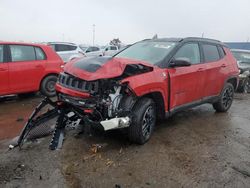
9, 97, 131, 150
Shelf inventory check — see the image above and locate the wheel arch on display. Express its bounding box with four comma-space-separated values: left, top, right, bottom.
39, 73, 59, 90
139, 91, 165, 120
226, 76, 238, 91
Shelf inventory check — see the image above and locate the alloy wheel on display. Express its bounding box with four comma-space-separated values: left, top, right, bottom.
222, 87, 234, 109
142, 106, 155, 139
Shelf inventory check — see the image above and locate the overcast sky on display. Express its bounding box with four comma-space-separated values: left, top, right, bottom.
0, 0, 250, 45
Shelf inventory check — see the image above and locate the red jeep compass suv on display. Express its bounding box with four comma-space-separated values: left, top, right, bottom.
0, 42, 63, 97
27, 37, 238, 148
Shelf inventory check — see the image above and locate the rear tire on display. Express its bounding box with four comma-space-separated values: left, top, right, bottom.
243, 77, 250, 93
128, 98, 156, 144
40, 75, 58, 97
213, 83, 234, 112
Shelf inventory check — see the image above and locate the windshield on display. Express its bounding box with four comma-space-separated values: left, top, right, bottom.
232, 51, 250, 64
115, 41, 177, 65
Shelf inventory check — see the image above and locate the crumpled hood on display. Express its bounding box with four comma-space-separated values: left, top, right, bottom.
64, 56, 154, 81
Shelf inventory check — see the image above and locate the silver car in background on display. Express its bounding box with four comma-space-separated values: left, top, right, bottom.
231, 49, 250, 93
79, 45, 103, 57
48, 42, 85, 63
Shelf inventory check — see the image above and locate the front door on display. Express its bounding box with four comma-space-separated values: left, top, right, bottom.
168, 42, 206, 110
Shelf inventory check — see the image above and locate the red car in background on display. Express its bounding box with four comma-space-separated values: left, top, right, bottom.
0, 42, 63, 97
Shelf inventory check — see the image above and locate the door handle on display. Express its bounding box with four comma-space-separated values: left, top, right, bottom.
197, 68, 204, 72
221, 64, 226, 68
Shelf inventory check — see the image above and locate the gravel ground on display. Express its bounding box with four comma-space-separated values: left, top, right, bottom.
0, 94, 250, 188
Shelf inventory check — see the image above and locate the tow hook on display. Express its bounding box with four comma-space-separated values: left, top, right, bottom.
100, 117, 131, 131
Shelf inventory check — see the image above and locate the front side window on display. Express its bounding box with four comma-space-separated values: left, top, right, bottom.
0, 45, 3, 63
115, 41, 177, 65
202, 44, 220, 62
10, 45, 36, 62
173, 43, 201, 64
35, 47, 46, 60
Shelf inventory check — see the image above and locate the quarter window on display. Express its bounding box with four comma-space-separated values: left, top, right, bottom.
202, 44, 220, 62
173, 43, 201, 64
35, 47, 46, 60
0, 45, 3, 63
218, 46, 226, 58
10, 45, 36, 62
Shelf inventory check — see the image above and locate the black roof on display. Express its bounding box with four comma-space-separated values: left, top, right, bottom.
144, 37, 225, 46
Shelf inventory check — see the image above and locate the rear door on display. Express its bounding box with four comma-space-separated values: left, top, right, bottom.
0, 45, 9, 95
8, 45, 44, 93
168, 42, 206, 110
201, 43, 227, 97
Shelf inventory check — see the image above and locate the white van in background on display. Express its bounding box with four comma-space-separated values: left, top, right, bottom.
103, 45, 119, 56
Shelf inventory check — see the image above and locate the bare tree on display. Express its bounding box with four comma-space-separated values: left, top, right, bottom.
110, 38, 122, 49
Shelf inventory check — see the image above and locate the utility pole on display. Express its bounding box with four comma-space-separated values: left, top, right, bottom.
92, 24, 95, 46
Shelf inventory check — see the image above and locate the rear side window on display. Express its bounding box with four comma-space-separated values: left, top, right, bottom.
173, 43, 201, 64
67, 45, 77, 51
202, 44, 220, 62
56, 44, 69, 52
92, 47, 100, 51
10, 45, 36, 62
35, 47, 46, 60
55, 44, 77, 51
0, 45, 3, 62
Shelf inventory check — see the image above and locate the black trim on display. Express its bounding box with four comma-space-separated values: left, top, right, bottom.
4, 45, 11, 62
165, 95, 219, 117
73, 56, 112, 73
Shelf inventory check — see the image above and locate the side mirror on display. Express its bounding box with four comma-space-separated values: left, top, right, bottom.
105, 48, 108, 51
86, 50, 90, 53
169, 58, 191, 67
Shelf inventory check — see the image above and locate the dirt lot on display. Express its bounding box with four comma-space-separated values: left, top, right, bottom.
0, 94, 250, 188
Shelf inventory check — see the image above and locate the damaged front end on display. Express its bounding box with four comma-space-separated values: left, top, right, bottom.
10, 57, 153, 150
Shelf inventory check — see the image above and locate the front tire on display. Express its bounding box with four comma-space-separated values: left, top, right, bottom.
40, 75, 58, 97
213, 83, 234, 112
128, 98, 156, 144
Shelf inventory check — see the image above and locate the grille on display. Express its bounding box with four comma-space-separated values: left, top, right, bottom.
58, 72, 99, 93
